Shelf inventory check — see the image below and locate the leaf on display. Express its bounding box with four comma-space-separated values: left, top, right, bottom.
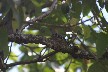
105, 1, 108, 12
39, 26, 51, 36
43, 66, 54, 72
82, 0, 91, 16
98, 0, 104, 8
82, 25, 91, 39
92, 2, 100, 15
19, 46, 28, 53
68, 59, 83, 72
62, 16, 68, 23
70, 18, 79, 25
85, 26, 97, 44
61, 3, 69, 14
96, 33, 108, 58
88, 61, 108, 72
71, 1, 82, 18
10, 52, 18, 61
31, 0, 43, 7
20, 54, 29, 61
0, 27, 9, 59
23, 0, 41, 17
82, 0, 96, 16
56, 53, 68, 60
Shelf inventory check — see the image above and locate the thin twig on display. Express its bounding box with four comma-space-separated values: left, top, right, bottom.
91, 9, 105, 31
76, 36, 98, 60
40, 48, 47, 56
5, 42, 12, 63
21, 44, 39, 56
23, 16, 94, 29
65, 58, 72, 72
6, 51, 57, 68
32, 0, 57, 22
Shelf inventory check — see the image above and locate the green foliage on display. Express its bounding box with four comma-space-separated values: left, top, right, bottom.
96, 33, 108, 58
1, 0, 108, 72
43, 66, 54, 72
61, 3, 69, 14
82, 25, 91, 39
88, 60, 108, 72
55, 52, 69, 64
86, 25, 97, 44
7, 0, 23, 27
105, 1, 108, 12
39, 26, 51, 36
0, 27, 9, 58
9, 52, 18, 61
67, 59, 89, 72
98, 0, 104, 8
71, 0, 82, 18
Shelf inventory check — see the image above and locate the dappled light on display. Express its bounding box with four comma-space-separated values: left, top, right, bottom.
0, 0, 108, 72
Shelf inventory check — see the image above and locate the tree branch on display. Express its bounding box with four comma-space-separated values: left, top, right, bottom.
19, 0, 57, 33
23, 16, 94, 29
8, 34, 95, 59
32, 0, 57, 22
